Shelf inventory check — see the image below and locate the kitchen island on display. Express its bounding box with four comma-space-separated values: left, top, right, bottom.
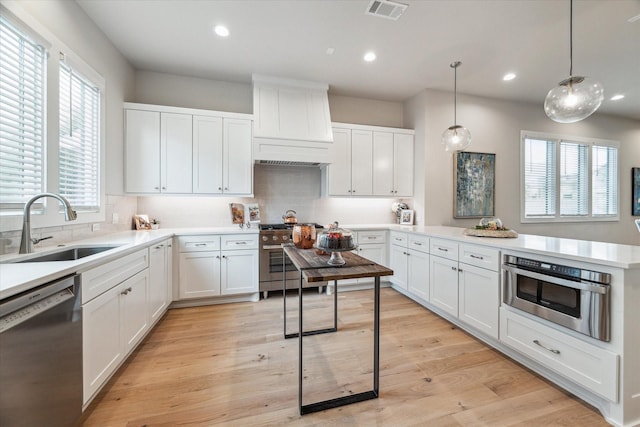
282, 244, 393, 415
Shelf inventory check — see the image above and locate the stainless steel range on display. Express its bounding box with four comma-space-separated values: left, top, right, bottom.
259, 223, 325, 298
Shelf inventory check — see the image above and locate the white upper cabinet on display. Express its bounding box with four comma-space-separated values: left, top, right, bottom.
327, 123, 414, 198
125, 103, 253, 196
161, 112, 193, 193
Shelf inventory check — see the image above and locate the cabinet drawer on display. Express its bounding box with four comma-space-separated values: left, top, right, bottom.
221, 234, 259, 250
430, 238, 458, 261
357, 230, 387, 245
500, 308, 618, 401
82, 248, 149, 304
389, 231, 407, 247
408, 234, 429, 253
459, 244, 500, 271
178, 235, 221, 252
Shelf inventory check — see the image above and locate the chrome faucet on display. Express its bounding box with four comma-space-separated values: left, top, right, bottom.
19, 193, 77, 254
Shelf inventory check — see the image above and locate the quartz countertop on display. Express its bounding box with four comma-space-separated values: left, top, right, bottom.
1, 224, 638, 300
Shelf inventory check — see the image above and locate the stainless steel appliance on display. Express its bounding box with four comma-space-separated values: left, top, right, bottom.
503, 255, 611, 341
259, 223, 325, 298
0, 274, 82, 426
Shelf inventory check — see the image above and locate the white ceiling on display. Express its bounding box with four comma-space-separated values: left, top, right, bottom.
77, 0, 640, 120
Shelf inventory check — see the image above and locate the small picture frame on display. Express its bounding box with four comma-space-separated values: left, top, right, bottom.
400, 209, 414, 225
229, 203, 245, 224
245, 203, 260, 223
133, 214, 151, 230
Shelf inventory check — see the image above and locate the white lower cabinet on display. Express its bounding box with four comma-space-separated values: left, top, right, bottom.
429, 255, 458, 316
83, 268, 149, 404
178, 234, 258, 299
500, 308, 618, 401
149, 239, 173, 324
390, 232, 429, 300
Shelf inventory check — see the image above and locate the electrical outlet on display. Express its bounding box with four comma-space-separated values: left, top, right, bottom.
112, 213, 119, 224
92, 223, 101, 232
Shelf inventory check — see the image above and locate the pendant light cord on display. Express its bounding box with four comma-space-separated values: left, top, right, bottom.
453, 64, 457, 126
569, 0, 573, 77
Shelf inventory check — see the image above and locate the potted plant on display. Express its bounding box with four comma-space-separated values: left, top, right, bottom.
150, 218, 160, 230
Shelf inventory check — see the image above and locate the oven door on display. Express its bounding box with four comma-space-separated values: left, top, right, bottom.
503, 264, 610, 341
260, 245, 299, 283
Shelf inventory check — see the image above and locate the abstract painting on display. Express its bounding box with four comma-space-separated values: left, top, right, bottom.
633, 168, 640, 216
454, 152, 495, 218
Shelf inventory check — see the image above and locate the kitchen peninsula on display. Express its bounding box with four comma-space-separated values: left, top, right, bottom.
1, 225, 639, 426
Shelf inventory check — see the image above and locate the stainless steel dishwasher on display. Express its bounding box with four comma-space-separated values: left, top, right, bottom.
0, 274, 82, 427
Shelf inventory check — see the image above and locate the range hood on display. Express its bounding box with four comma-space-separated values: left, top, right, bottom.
252, 74, 333, 166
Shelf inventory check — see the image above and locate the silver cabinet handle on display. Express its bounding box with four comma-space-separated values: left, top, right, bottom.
438, 247, 448, 252
470, 254, 484, 260
235, 241, 247, 245
413, 242, 422, 246
533, 339, 560, 354
451, 266, 457, 271
154, 245, 163, 249
120, 287, 132, 295
367, 236, 376, 240
195, 243, 207, 247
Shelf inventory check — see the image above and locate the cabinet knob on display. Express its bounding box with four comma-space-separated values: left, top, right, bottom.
154, 187, 159, 190
216, 255, 220, 259
120, 287, 132, 295
162, 187, 166, 190
218, 187, 222, 190
224, 187, 228, 191
451, 266, 457, 271
222, 255, 227, 259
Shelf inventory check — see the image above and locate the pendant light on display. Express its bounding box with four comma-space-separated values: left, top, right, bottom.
442, 61, 471, 152
544, 0, 603, 123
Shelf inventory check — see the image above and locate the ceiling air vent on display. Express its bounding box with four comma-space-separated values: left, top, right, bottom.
366, 0, 408, 20
257, 160, 322, 167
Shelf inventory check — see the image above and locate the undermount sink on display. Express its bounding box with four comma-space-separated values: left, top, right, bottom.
11, 245, 122, 263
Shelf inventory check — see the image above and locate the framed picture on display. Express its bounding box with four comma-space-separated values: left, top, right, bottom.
400, 209, 414, 225
454, 151, 495, 218
133, 214, 151, 230
633, 168, 640, 216
229, 203, 245, 224
245, 203, 261, 223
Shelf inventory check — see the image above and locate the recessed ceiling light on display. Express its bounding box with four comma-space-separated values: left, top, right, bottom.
610, 94, 625, 101
364, 52, 376, 62
503, 73, 516, 81
214, 25, 229, 37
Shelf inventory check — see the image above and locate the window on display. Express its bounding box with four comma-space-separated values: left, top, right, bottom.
0, 14, 45, 209
521, 131, 619, 222
59, 59, 100, 211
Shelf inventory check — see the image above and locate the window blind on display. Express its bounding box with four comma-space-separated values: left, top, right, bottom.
59, 60, 100, 211
592, 145, 618, 216
0, 15, 45, 208
560, 141, 588, 216
524, 138, 556, 217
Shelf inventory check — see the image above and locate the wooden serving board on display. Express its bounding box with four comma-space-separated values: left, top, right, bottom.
463, 228, 518, 238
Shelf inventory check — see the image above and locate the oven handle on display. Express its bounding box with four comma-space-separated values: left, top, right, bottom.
502, 264, 609, 295
263, 244, 283, 250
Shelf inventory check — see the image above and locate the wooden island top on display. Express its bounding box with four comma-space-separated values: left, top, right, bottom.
282, 244, 393, 283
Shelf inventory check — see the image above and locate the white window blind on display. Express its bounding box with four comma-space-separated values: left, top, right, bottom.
0, 15, 45, 208
592, 145, 618, 216
560, 141, 588, 216
59, 59, 100, 211
522, 132, 618, 222
524, 138, 556, 217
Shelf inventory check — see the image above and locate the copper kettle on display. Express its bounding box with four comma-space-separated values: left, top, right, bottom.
282, 209, 298, 224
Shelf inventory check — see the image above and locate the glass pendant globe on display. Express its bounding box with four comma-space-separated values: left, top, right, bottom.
441, 125, 471, 152
544, 76, 604, 123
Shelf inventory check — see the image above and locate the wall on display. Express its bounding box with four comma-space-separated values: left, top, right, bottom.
0, 0, 137, 254
404, 89, 640, 245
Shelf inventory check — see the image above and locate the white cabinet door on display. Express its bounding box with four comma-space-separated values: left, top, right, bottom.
350, 130, 373, 196
407, 248, 429, 301
120, 270, 149, 354
179, 251, 221, 298
389, 244, 408, 290
160, 112, 192, 193
430, 255, 459, 317
82, 283, 123, 404
193, 115, 223, 194
223, 118, 253, 194
459, 263, 499, 339
357, 243, 386, 267
393, 133, 414, 197
149, 241, 170, 324
125, 109, 160, 193
372, 131, 394, 196
221, 249, 258, 295
327, 127, 352, 196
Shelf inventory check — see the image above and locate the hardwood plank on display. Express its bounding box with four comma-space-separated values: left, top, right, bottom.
81, 288, 608, 426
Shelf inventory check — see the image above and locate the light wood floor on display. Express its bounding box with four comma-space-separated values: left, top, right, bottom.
81, 288, 608, 426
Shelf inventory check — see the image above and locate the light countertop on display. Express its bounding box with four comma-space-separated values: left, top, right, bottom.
1, 224, 639, 300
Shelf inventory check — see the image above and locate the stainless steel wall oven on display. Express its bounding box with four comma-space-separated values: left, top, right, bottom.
503, 255, 611, 342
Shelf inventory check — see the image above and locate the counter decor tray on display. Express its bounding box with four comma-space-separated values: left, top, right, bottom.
463, 228, 518, 238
